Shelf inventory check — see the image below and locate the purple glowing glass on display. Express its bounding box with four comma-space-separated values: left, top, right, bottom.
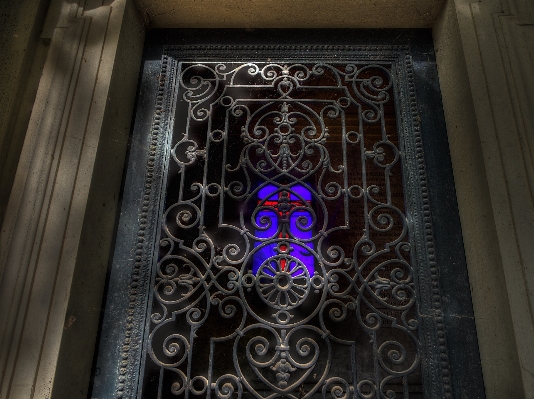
252, 184, 314, 276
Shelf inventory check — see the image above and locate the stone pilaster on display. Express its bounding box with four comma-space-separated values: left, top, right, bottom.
0, 1, 143, 398
436, 0, 534, 397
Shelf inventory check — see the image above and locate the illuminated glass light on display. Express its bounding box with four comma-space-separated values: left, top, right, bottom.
252, 184, 314, 276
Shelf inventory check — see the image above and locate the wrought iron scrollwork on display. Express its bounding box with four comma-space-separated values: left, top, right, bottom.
138, 58, 428, 399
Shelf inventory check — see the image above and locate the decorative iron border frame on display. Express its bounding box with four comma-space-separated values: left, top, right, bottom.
90, 31, 485, 399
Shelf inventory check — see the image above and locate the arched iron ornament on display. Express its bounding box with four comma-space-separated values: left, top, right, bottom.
115, 46, 455, 399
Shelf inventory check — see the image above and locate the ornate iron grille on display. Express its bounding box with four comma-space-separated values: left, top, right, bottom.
114, 46, 455, 399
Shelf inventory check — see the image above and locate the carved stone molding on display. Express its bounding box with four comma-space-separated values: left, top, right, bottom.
451, 0, 534, 396
0, 1, 143, 398
432, 0, 534, 397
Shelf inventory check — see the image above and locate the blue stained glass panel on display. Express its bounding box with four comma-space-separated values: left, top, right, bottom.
252, 184, 314, 275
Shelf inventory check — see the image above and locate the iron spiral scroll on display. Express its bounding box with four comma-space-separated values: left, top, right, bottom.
141, 59, 426, 399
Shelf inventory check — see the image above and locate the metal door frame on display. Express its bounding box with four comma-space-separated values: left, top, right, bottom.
90, 29, 485, 399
